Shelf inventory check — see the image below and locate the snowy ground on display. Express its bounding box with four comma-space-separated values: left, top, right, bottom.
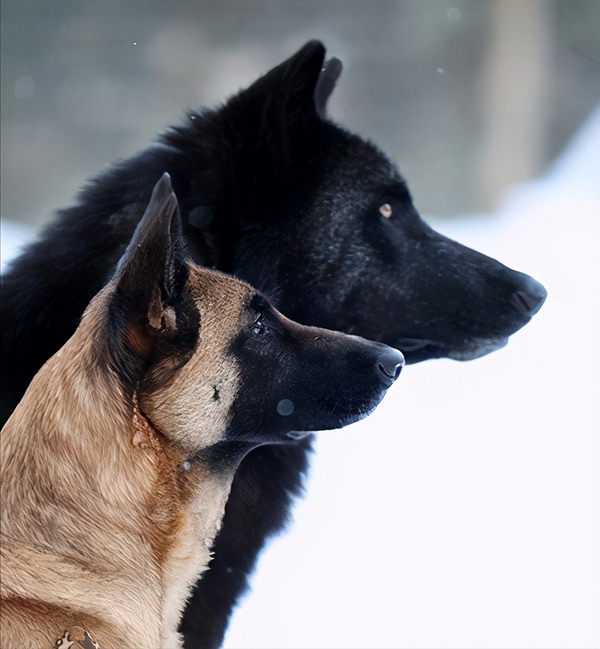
2, 109, 599, 648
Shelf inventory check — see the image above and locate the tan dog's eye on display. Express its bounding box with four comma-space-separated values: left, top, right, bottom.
252, 314, 269, 336
379, 203, 392, 219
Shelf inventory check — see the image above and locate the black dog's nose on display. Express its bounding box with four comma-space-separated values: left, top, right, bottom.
375, 347, 405, 386
513, 274, 547, 317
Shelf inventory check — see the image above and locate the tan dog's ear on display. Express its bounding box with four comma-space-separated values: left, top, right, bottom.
105, 173, 199, 388
112, 172, 187, 324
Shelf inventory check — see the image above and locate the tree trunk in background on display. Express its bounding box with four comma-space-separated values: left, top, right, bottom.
479, 0, 551, 208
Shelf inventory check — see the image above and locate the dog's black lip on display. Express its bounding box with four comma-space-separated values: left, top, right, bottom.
388, 337, 444, 364
284, 392, 388, 437
392, 336, 509, 364
322, 392, 388, 429
393, 337, 441, 352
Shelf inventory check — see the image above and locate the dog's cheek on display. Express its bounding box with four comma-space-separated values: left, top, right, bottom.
140, 350, 243, 453
223, 366, 290, 442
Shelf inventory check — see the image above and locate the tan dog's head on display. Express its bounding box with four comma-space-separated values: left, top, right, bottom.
99, 174, 404, 462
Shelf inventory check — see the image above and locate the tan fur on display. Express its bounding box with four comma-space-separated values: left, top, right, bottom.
1, 264, 256, 649
139, 271, 254, 454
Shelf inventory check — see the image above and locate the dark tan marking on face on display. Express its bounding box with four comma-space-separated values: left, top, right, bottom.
138, 264, 257, 454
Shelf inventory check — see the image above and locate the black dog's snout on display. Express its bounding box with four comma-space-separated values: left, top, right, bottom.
513, 274, 547, 317
375, 347, 405, 386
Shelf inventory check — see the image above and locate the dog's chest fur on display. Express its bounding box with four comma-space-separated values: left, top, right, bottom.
160, 466, 234, 649
0, 318, 237, 649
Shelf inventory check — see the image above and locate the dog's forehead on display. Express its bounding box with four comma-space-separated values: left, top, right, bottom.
307, 133, 406, 220
186, 264, 256, 319
342, 136, 403, 187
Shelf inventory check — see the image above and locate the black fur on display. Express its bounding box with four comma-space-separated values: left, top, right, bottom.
225, 297, 402, 442
0, 41, 546, 648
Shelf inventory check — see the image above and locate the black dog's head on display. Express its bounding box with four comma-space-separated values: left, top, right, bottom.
105, 174, 403, 458
163, 41, 546, 363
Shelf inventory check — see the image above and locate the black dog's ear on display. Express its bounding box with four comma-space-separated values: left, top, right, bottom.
164, 42, 341, 175
218, 40, 340, 171
246, 40, 328, 120
314, 57, 343, 118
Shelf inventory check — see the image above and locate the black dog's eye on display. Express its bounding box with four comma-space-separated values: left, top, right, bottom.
252, 314, 269, 336
379, 203, 393, 219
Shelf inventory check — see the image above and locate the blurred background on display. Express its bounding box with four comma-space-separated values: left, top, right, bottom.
2, 0, 599, 224
2, 2, 599, 648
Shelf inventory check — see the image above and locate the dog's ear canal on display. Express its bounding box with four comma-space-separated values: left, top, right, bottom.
107, 173, 196, 384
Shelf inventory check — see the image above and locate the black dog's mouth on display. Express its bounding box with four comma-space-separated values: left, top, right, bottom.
446, 337, 509, 361
394, 336, 509, 364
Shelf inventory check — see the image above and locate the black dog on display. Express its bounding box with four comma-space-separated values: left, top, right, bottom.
0, 41, 546, 648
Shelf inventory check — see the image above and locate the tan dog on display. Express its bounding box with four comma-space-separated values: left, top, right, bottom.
0, 174, 403, 649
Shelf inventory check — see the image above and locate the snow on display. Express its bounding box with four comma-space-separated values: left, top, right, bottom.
1, 107, 599, 648
1, 220, 37, 272
222, 107, 600, 648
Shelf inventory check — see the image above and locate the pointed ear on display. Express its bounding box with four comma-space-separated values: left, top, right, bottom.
112, 171, 187, 332
105, 173, 199, 390
314, 57, 343, 118
246, 40, 328, 119
163, 42, 342, 174
216, 41, 341, 171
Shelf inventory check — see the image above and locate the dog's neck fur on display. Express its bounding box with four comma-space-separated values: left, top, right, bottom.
0, 301, 239, 649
